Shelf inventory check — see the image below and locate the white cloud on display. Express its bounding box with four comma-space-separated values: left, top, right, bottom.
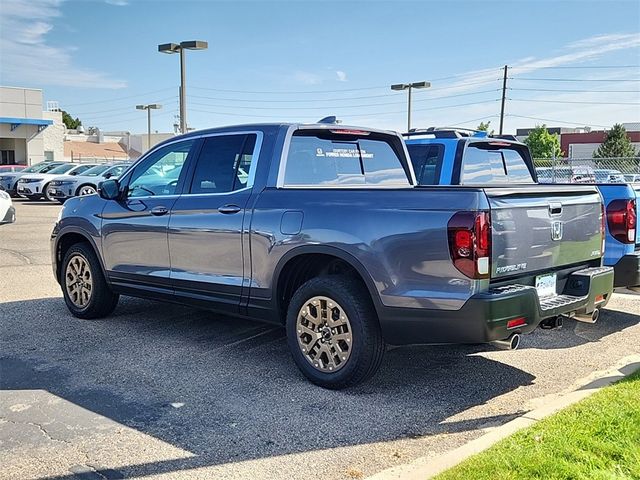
0, 0, 127, 89
336, 70, 347, 82
367, 32, 640, 133
293, 71, 323, 85
105, 0, 129, 5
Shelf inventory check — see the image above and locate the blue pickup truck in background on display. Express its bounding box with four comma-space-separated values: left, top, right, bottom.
404, 127, 639, 291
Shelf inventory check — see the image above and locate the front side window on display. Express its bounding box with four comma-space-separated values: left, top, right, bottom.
189, 134, 257, 194
461, 143, 534, 184
127, 140, 194, 197
284, 131, 410, 187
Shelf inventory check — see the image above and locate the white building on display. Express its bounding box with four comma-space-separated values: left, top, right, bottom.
0, 86, 63, 165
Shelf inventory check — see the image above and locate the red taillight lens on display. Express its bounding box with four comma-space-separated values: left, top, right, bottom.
507, 317, 527, 329
600, 203, 606, 255
448, 211, 491, 279
607, 199, 637, 244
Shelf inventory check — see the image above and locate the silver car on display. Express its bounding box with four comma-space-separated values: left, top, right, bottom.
0, 161, 65, 197
16, 163, 97, 201
49, 163, 131, 203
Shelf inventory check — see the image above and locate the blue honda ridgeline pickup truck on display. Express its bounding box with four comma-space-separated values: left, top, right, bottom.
52, 123, 614, 388
404, 127, 639, 292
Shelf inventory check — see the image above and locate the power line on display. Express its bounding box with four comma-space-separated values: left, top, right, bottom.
510, 98, 640, 106
190, 99, 500, 119
510, 77, 640, 82
507, 114, 611, 129
62, 88, 176, 107
510, 87, 640, 93
74, 97, 178, 116
188, 77, 500, 96
187, 89, 500, 111
188, 87, 498, 104
518, 65, 640, 69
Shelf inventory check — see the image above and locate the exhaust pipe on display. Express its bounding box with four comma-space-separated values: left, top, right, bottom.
574, 308, 599, 324
539, 316, 563, 330
491, 333, 520, 351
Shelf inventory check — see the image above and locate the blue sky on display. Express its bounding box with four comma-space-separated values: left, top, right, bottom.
1, 0, 639, 134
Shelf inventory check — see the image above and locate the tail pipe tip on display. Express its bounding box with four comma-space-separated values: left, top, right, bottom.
491, 333, 521, 351
574, 308, 600, 324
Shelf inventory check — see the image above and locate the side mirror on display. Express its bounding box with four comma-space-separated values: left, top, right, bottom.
98, 179, 120, 200
104, 172, 113, 179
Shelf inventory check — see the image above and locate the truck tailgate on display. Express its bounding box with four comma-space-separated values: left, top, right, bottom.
634, 184, 640, 246
485, 185, 603, 279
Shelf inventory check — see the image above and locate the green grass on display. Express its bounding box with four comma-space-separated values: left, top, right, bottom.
434, 369, 640, 480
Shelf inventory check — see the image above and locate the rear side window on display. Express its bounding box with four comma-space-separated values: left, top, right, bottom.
461, 143, 534, 184
284, 131, 410, 187
406, 144, 444, 185
189, 134, 257, 194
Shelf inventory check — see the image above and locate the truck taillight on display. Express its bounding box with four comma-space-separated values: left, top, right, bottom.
600, 203, 606, 255
607, 199, 637, 244
447, 211, 491, 279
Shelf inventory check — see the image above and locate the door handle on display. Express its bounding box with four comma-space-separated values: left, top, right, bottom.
218, 204, 241, 214
150, 206, 169, 216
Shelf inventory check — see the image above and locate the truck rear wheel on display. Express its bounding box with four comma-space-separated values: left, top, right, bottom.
286, 275, 385, 389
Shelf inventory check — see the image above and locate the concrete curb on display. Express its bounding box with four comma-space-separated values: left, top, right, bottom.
367, 354, 640, 480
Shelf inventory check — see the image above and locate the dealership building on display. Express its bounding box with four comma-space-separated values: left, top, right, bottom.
0, 86, 64, 165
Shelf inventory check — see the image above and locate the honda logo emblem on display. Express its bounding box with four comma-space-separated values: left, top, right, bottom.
551, 221, 563, 241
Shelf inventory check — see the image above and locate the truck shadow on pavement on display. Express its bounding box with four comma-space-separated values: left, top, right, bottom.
1, 295, 637, 479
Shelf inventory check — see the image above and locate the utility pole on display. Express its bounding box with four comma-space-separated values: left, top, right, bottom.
499, 65, 508, 135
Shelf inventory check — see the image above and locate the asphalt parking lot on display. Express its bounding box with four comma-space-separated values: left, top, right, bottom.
1, 199, 639, 480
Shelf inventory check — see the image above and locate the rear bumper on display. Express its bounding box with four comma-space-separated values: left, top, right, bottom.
612, 251, 640, 288
378, 266, 614, 345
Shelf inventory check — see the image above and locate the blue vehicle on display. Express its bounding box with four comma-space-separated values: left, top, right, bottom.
404, 127, 639, 291
598, 184, 639, 290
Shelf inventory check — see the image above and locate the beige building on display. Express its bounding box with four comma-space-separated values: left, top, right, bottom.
0, 86, 63, 165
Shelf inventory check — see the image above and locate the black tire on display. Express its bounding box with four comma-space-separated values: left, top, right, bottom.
61, 242, 119, 319
44, 183, 55, 202
286, 275, 385, 389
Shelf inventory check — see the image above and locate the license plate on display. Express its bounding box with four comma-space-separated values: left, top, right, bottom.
535, 273, 557, 298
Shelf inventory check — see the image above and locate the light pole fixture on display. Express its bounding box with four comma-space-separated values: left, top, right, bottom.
158, 40, 208, 134
391, 81, 430, 132
136, 104, 162, 150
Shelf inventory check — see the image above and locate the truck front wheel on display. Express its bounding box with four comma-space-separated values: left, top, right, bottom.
286, 275, 385, 389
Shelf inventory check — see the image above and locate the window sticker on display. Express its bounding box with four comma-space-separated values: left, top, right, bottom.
315, 147, 374, 159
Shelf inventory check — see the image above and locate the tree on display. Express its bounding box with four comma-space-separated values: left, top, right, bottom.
476, 121, 494, 135
524, 124, 563, 159
62, 110, 82, 130
593, 124, 637, 159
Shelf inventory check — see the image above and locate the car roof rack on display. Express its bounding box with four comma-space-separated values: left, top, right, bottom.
403, 128, 521, 142
402, 127, 487, 138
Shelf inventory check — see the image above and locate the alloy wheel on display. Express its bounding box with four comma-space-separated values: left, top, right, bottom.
65, 254, 93, 308
295, 296, 353, 373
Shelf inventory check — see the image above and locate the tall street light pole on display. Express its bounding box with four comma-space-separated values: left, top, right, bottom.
136, 104, 162, 150
391, 81, 430, 132
158, 40, 208, 134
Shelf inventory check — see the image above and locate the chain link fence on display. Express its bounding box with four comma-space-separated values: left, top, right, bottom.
533, 157, 640, 184
68, 156, 130, 164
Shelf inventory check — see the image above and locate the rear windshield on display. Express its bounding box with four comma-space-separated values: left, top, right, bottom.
461, 143, 534, 184
283, 131, 410, 187
406, 143, 444, 185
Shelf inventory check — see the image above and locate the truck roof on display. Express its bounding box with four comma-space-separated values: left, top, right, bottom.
153, 122, 400, 151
